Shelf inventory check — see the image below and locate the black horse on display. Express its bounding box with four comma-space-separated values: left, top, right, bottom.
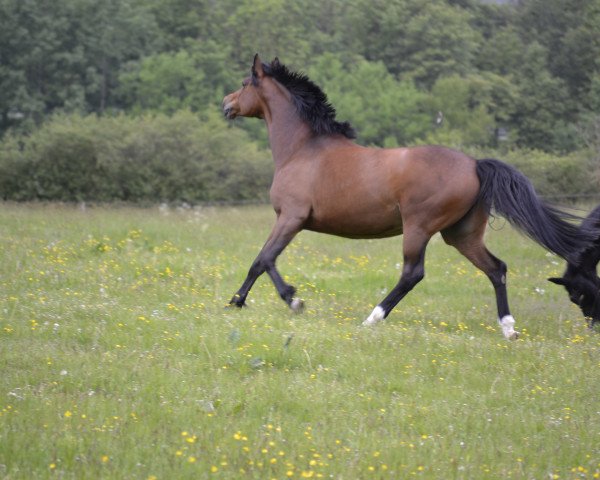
549, 205, 600, 326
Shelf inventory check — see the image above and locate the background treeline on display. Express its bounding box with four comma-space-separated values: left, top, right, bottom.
0, 0, 599, 203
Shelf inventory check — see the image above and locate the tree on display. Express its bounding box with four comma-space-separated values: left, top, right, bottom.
0, 0, 86, 130
510, 42, 575, 151
308, 54, 430, 146
476, 26, 524, 76
342, 0, 481, 88
147, 0, 231, 50
517, 0, 600, 101
424, 75, 491, 147
0, 0, 161, 135
224, 0, 313, 72
118, 41, 230, 114
76, 0, 162, 112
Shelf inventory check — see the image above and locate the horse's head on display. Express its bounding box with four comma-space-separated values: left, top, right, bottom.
223, 54, 272, 120
549, 269, 600, 325
223, 54, 356, 139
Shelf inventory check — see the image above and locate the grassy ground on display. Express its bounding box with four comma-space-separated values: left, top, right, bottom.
0, 204, 598, 479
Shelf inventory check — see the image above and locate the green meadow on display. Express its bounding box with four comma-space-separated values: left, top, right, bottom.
0, 204, 598, 479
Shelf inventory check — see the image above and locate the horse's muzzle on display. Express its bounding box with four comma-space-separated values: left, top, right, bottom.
222, 95, 238, 120
223, 103, 239, 120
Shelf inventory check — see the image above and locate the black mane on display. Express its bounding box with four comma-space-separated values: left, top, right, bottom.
262, 60, 356, 139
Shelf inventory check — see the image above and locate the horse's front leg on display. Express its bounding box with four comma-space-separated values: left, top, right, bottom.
230, 214, 305, 311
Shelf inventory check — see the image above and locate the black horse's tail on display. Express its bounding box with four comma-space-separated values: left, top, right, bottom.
476, 158, 594, 264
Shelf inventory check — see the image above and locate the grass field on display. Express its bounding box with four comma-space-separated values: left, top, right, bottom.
0, 203, 599, 479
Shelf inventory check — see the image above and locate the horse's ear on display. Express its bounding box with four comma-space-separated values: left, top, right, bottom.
252, 54, 264, 80
272, 57, 281, 68
548, 277, 567, 286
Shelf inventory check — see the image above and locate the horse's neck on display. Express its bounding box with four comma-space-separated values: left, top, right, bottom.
568, 241, 600, 277
580, 243, 600, 272
264, 97, 312, 168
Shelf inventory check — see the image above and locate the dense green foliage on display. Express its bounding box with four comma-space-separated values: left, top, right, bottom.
1, 205, 599, 478
0, 112, 272, 203
1, 0, 599, 201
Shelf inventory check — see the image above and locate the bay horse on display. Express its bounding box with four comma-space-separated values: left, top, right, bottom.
549, 204, 600, 326
222, 54, 595, 339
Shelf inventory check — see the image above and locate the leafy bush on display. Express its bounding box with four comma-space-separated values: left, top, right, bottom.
0, 111, 596, 204
0, 111, 273, 203
468, 148, 598, 200
502, 149, 597, 200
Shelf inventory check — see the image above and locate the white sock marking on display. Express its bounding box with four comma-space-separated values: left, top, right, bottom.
499, 315, 518, 340
363, 306, 385, 326
290, 297, 304, 313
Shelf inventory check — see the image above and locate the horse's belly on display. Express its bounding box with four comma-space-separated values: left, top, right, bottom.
305, 208, 404, 239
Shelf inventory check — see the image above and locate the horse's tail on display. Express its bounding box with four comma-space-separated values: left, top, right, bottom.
476, 158, 594, 264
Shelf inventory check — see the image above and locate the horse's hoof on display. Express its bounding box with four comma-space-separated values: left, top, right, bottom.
290, 297, 304, 313
508, 331, 519, 341
227, 294, 246, 309
363, 306, 385, 326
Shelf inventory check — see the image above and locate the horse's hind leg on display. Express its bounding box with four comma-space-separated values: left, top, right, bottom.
363, 227, 430, 326
441, 209, 518, 340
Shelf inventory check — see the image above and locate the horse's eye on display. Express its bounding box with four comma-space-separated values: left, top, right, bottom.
579, 294, 585, 303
